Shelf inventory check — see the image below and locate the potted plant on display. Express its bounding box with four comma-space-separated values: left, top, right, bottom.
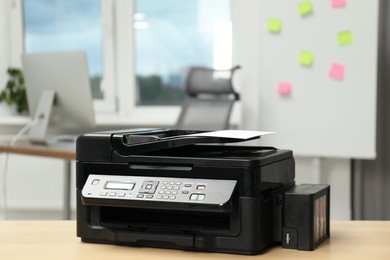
0, 68, 29, 114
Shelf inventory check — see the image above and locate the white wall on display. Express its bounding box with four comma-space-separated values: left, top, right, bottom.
0, 0, 24, 116
295, 157, 351, 220
234, 0, 351, 219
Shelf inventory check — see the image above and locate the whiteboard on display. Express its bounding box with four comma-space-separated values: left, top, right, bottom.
254, 0, 379, 158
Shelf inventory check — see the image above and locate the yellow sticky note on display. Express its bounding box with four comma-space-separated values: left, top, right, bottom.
267, 18, 282, 33
298, 1, 313, 16
298, 51, 314, 66
338, 31, 352, 46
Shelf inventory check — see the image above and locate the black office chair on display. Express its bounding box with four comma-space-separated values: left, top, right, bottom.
175, 65, 241, 130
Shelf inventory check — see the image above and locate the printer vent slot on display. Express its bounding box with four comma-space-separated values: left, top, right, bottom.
129, 164, 192, 171
100, 207, 232, 236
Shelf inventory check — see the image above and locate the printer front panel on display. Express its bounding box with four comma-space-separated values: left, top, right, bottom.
76, 149, 293, 254
81, 174, 237, 212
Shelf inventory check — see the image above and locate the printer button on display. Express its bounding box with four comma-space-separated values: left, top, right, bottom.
170, 196, 176, 200
184, 184, 192, 188
118, 193, 126, 197
109, 192, 117, 197
146, 195, 154, 199
174, 186, 180, 190
92, 179, 100, 185
100, 192, 108, 196
169, 181, 175, 185
176, 182, 182, 185
163, 181, 168, 185
137, 194, 144, 198
182, 190, 189, 194
190, 193, 206, 201
167, 186, 173, 190
139, 181, 159, 194
197, 194, 206, 201
163, 196, 169, 200
197, 185, 206, 190
172, 191, 178, 195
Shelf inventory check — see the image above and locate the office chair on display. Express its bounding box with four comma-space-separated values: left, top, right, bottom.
175, 65, 241, 130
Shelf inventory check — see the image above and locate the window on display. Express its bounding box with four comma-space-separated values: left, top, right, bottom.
23, 0, 104, 100
133, 0, 232, 106
17, 0, 233, 124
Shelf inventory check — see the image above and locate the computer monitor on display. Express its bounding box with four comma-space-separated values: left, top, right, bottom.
22, 51, 96, 144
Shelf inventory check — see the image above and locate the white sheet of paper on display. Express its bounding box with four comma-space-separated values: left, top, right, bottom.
187, 130, 275, 140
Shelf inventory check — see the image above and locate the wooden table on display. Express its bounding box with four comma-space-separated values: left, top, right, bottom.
0, 137, 75, 160
0, 137, 76, 219
0, 221, 389, 259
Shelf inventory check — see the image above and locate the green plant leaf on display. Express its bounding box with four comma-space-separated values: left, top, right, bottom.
1, 67, 29, 114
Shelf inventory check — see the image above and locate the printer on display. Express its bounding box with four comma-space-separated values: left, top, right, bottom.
76, 128, 330, 255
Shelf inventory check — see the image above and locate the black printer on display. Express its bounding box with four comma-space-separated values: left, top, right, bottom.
76, 128, 330, 255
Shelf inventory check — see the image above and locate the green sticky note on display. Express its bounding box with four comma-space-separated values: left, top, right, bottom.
267, 18, 282, 33
338, 31, 352, 46
298, 51, 314, 66
298, 1, 313, 16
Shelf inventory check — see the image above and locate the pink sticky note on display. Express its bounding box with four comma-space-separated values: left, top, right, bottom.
328, 63, 345, 80
331, 0, 346, 8
276, 82, 292, 95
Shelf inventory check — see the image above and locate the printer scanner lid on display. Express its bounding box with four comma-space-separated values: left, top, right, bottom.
76, 128, 275, 162
114, 129, 275, 155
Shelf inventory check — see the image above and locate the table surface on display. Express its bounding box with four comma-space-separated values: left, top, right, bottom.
0, 221, 389, 259
0, 136, 75, 160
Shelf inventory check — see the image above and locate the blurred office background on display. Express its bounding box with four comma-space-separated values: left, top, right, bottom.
0, 0, 388, 220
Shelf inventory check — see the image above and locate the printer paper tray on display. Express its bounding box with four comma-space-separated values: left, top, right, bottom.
98, 205, 234, 235
110, 129, 266, 155
81, 197, 233, 213
105, 229, 196, 248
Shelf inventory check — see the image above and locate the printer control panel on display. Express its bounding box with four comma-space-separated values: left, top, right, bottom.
82, 174, 237, 206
